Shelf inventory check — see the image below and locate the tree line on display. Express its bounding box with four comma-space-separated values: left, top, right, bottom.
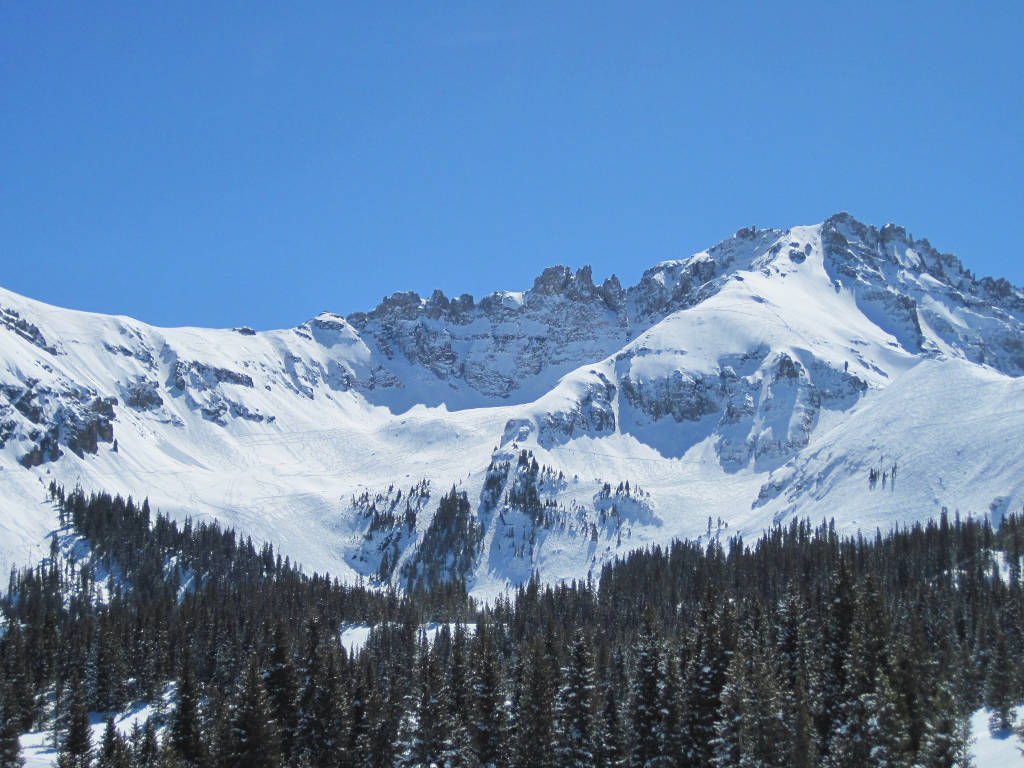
1, 486, 1022, 766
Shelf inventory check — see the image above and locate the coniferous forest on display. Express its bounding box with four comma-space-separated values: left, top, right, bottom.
1, 486, 1023, 767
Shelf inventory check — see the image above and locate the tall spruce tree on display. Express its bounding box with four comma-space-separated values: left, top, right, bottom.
57, 671, 92, 768
440, 626, 477, 768
629, 611, 665, 768
682, 590, 732, 768
555, 629, 598, 768
596, 681, 626, 768
265, 623, 299, 761
396, 640, 448, 768
96, 716, 130, 768
228, 656, 282, 768
306, 649, 350, 768
514, 634, 559, 768
0, 680, 24, 768
984, 630, 1015, 732
469, 623, 505, 768
169, 648, 205, 767
916, 681, 974, 768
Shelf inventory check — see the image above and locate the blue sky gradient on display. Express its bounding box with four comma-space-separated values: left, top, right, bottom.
2, 2, 1022, 329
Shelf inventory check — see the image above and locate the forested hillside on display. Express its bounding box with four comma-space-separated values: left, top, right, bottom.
2, 488, 1023, 766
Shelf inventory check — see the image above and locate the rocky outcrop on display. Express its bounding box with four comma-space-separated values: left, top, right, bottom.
1, 380, 117, 466
822, 213, 1024, 374
1, 305, 58, 355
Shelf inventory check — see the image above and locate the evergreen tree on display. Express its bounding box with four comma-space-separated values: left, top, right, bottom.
307, 650, 350, 768
168, 647, 205, 767
514, 634, 559, 768
134, 718, 160, 768
629, 612, 664, 768
93, 619, 128, 714
709, 647, 745, 768
915, 681, 974, 768
773, 590, 819, 768
0, 680, 24, 768
58, 672, 92, 768
265, 623, 299, 761
228, 656, 282, 768
658, 653, 684, 767
1, 624, 34, 732
469, 624, 505, 768
711, 620, 790, 768
555, 629, 597, 768
396, 641, 448, 768
984, 631, 1015, 732
95, 716, 130, 768
204, 692, 235, 768
596, 682, 626, 768
682, 592, 732, 768
827, 671, 906, 768
440, 626, 477, 768
294, 616, 325, 765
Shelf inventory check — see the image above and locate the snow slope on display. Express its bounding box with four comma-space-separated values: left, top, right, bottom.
2, 213, 1024, 596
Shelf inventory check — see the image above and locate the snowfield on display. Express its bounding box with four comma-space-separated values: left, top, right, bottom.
3, 214, 1024, 597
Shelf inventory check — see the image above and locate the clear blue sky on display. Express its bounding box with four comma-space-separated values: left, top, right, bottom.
2, 2, 1022, 329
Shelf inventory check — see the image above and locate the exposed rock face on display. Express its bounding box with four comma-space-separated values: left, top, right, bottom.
121, 377, 163, 410
534, 373, 618, 449
169, 360, 255, 391
822, 213, 1024, 374
628, 226, 784, 323
1, 379, 117, 466
347, 266, 632, 403
501, 372, 618, 449
1, 305, 58, 355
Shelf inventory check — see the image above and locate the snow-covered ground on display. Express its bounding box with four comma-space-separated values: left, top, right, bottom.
20, 702, 157, 768
18, 703, 1021, 766
971, 707, 1024, 767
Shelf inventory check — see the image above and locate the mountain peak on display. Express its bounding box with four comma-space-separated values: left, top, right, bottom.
2, 215, 1024, 593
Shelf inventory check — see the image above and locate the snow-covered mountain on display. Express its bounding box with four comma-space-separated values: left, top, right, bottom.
3, 212, 1024, 596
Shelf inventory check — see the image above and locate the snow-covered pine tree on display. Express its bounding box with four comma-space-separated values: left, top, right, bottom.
265, 622, 299, 761
396, 638, 449, 768
228, 655, 282, 768
439, 625, 478, 768
681, 588, 733, 768
56, 671, 92, 768
915, 680, 974, 768
309, 650, 351, 768
169, 647, 205, 767
514, 633, 560, 768
93, 616, 128, 714
710, 614, 788, 768
709, 645, 746, 768
96, 715, 130, 768
554, 629, 598, 768
469, 622, 506, 768
0, 624, 34, 733
0, 679, 23, 768
628, 610, 665, 768
134, 718, 160, 768
596, 680, 626, 768
815, 560, 856, 760
984, 630, 1015, 732
826, 579, 907, 768
773, 589, 819, 767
